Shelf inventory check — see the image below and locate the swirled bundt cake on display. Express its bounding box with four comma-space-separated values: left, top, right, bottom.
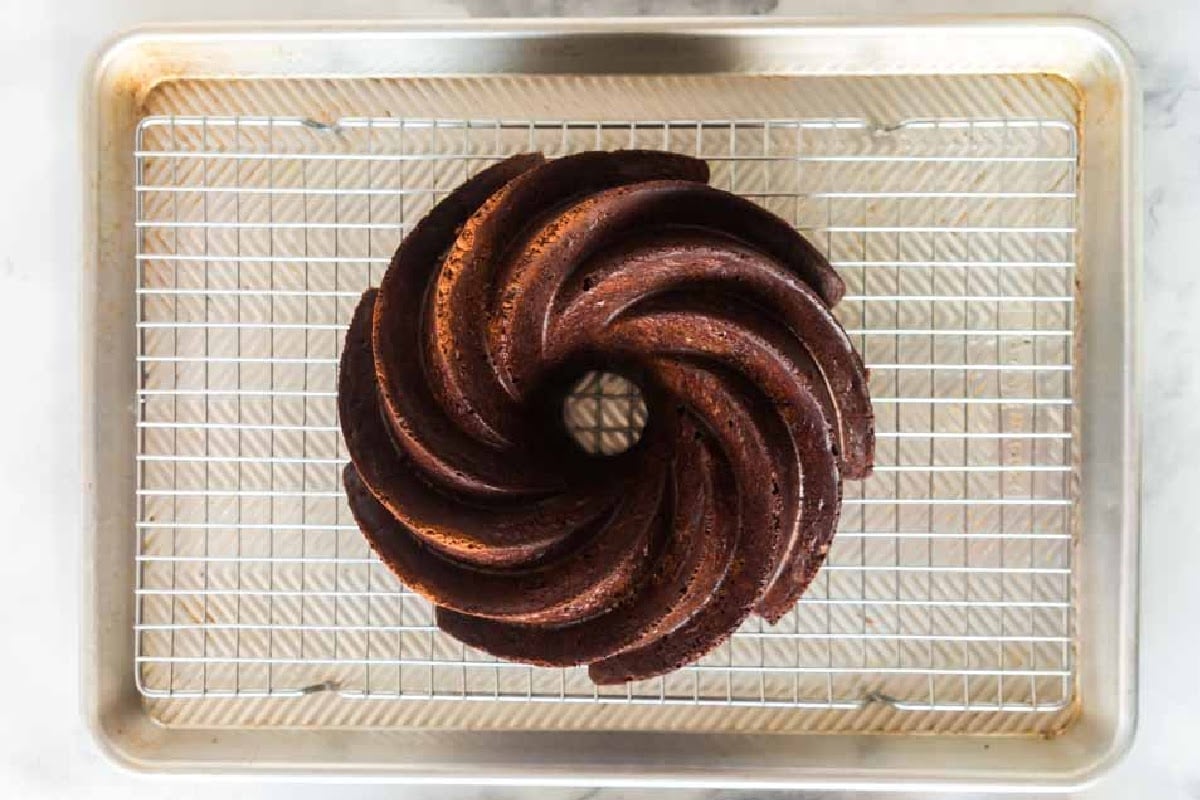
337, 150, 874, 684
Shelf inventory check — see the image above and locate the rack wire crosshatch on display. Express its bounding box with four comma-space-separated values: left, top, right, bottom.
132, 115, 1077, 715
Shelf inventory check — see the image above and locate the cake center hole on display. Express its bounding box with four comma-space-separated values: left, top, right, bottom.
562, 371, 647, 456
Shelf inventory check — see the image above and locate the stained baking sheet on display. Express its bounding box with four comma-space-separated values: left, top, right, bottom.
86, 21, 1138, 787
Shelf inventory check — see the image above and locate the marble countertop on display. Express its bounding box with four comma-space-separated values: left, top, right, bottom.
1, 0, 1195, 797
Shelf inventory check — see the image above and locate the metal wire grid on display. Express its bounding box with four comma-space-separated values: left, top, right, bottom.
562, 371, 648, 456
133, 115, 1077, 713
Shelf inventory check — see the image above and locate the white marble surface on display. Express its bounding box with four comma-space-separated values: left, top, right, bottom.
0, 0, 1195, 797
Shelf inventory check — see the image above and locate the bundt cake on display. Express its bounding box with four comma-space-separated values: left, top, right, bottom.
337, 150, 874, 684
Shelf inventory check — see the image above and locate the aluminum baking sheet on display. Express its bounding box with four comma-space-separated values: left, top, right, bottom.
86, 20, 1139, 789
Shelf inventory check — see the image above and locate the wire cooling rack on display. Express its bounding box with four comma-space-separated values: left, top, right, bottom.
133, 115, 1077, 713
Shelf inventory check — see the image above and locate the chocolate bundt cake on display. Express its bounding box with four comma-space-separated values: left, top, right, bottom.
338, 150, 874, 684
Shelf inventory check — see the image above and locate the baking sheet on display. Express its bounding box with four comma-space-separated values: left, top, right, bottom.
86, 20, 1138, 787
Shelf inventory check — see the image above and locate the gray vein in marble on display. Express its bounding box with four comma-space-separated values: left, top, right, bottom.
463, 0, 777, 16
